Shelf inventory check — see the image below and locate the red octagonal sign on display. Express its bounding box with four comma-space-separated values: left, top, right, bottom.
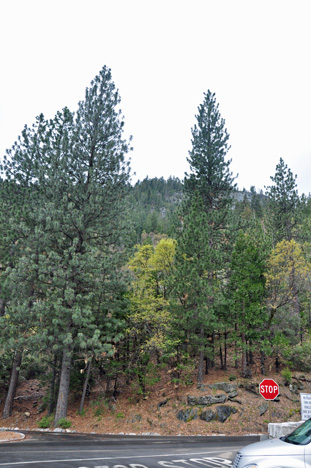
259, 379, 279, 400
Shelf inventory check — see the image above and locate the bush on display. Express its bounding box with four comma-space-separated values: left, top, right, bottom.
38, 415, 54, 428
289, 341, 311, 372
57, 418, 72, 429
281, 367, 292, 385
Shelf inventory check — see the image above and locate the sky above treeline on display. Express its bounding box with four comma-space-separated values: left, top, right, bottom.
1, 0, 310, 194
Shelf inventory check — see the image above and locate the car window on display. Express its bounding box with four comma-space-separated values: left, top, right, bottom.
282, 419, 311, 445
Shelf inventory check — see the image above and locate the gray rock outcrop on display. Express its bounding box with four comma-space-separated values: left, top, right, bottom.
176, 408, 198, 422
208, 382, 238, 393
187, 394, 227, 406
216, 405, 237, 423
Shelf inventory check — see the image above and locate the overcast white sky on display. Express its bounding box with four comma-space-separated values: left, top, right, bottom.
1, 0, 311, 194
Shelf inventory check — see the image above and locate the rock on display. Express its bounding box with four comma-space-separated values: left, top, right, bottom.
131, 414, 142, 423
24, 412, 31, 417
216, 405, 237, 423
243, 382, 259, 395
157, 399, 169, 409
208, 382, 237, 393
187, 394, 227, 406
289, 383, 301, 394
228, 390, 238, 399
176, 408, 198, 422
259, 402, 268, 416
200, 409, 216, 422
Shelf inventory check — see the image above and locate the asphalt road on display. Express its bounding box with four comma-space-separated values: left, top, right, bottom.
0, 432, 261, 468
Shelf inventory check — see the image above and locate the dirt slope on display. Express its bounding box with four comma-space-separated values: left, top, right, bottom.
0, 366, 307, 436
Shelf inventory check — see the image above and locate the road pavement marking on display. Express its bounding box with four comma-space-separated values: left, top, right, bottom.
0, 450, 232, 466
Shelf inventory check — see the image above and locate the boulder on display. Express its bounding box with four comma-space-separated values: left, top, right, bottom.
259, 402, 268, 416
208, 382, 237, 393
187, 394, 227, 406
216, 405, 237, 423
157, 399, 169, 409
200, 409, 216, 422
176, 408, 198, 422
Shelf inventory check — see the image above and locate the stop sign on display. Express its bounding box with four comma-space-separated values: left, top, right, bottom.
259, 379, 279, 400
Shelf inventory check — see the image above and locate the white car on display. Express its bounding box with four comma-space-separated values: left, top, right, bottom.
232, 418, 311, 468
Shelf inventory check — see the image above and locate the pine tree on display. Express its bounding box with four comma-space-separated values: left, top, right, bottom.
227, 229, 267, 376
265, 158, 301, 243
265, 158, 304, 337
0, 66, 132, 424
173, 195, 218, 384
185, 90, 236, 217
175, 91, 236, 384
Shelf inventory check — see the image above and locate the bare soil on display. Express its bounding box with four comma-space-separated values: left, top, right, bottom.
0, 363, 308, 438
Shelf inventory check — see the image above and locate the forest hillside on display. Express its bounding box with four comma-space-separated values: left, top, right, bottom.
1, 68, 311, 436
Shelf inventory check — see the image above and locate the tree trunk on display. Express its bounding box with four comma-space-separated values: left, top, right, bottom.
197, 327, 204, 385
204, 357, 209, 375
234, 324, 238, 369
219, 344, 224, 370
260, 350, 266, 375
275, 355, 280, 373
47, 354, 58, 416
54, 346, 72, 426
249, 345, 255, 365
241, 331, 247, 375
224, 331, 227, 370
2, 351, 22, 419
78, 358, 92, 415
0, 298, 5, 316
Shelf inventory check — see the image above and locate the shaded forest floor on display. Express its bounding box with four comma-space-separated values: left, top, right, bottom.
0, 360, 308, 436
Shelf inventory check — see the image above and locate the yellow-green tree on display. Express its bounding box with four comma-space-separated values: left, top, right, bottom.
265, 239, 310, 340
127, 238, 176, 394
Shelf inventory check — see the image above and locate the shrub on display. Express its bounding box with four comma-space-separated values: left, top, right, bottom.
38, 415, 54, 428
289, 341, 311, 372
57, 418, 72, 429
281, 367, 292, 385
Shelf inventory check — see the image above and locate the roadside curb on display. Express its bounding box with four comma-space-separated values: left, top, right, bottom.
0, 431, 25, 443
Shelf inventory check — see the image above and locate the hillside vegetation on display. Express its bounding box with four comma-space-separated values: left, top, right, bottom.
1, 67, 311, 434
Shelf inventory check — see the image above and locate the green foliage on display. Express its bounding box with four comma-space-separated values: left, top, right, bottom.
265, 239, 310, 330
38, 415, 54, 428
128, 177, 183, 243
1, 66, 311, 418
172, 195, 222, 381
91, 397, 109, 418
227, 228, 268, 359
127, 238, 176, 354
169, 358, 195, 386
185, 89, 236, 211
131, 359, 161, 396
265, 158, 301, 242
57, 418, 72, 429
288, 341, 311, 372
281, 367, 292, 385
0, 65, 132, 423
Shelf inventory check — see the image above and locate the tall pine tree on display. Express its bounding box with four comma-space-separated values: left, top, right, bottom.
1, 66, 132, 424
175, 91, 236, 384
